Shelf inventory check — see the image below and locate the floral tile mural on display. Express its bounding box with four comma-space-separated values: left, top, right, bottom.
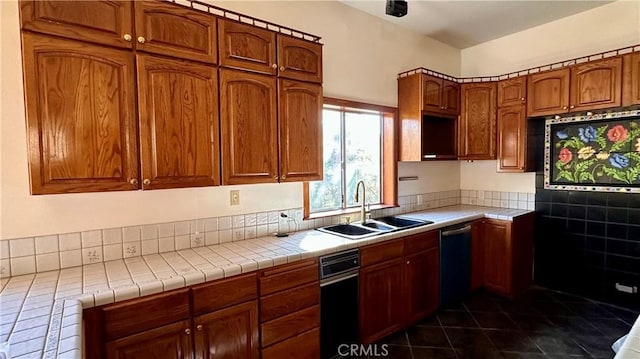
544, 110, 640, 192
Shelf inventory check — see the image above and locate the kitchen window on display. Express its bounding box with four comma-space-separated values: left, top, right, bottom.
304, 98, 397, 217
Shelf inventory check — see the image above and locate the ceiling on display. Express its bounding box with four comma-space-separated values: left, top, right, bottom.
340, 0, 614, 49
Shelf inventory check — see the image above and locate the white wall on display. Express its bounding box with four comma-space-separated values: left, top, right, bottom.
397, 162, 460, 196
459, 0, 640, 193
0, 0, 461, 239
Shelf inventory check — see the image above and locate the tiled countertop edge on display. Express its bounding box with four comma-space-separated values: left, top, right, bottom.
1, 206, 533, 358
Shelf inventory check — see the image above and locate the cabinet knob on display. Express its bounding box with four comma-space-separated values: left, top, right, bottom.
280, 66, 285, 71
184, 328, 191, 335
562, 106, 568, 110
281, 175, 286, 180
196, 325, 203, 332
272, 64, 277, 69
129, 178, 138, 186
520, 97, 525, 101
143, 179, 151, 185
406, 260, 410, 264
137, 36, 146, 44
123, 34, 132, 42
570, 105, 575, 109
274, 175, 278, 180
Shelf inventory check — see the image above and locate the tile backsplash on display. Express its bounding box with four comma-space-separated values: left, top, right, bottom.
0, 188, 533, 278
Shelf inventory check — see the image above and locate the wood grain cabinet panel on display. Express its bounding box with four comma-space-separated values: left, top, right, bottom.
570, 57, 622, 111
482, 219, 511, 296
471, 220, 484, 291
527, 68, 570, 117
134, 0, 217, 64
220, 68, 278, 184
404, 247, 439, 326
359, 258, 404, 344
218, 19, 276, 74
136, 54, 220, 189
278, 79, 323, 182
260, 282, 319, 322
497, 105, 528, 172
422, 75, 444, 113
191, 273, 257, 316
194, 301, 259, 359
277, 35, 323, 83
261, 328, 320, 359
623, 53, 640, 106
459, 82, 497, 160
106, 319, 193, 359
442, 79, 461, 115
261, 305, 320, 347
498, 77, 527, 108
21, 33, 138, 194
20, 0, 133, 49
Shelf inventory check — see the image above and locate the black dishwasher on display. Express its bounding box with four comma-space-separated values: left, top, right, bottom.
319, 249, 360, 359
440, 223, 472, 306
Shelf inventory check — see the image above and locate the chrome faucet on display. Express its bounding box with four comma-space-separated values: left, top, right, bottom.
355, 180, 367, 224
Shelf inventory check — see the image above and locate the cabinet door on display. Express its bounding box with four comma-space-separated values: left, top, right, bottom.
134, 1, 217, 64
278, 79, 323, 182
220, 69, 278, 184
442, 80, 460, 115
261, 328, 320, 359
570, 57, 622, 111
218, 19, 277, 75
527, 68, 570, 117
470, 220, 484, 291
497, 105, 527, 172
498, 77, 527, 108
459, 82, 497, 160
21, 33, 138, 194
359, 259, 404, 344
106, 319, 193, 359
404, 248, 439, 325
277, 36, 323, 83
194, 301, 259, 359
136, 55, 220, 190
622, 53, 640, 106
482, 220, 511, 296
422, 75, 443, 113
20, 0, 133, 49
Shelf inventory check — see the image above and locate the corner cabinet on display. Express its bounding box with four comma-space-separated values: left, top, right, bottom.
21, 33, 139, 194
459, 82, 497, 160
136, 54, 220, 189
220, 69, 279, 185
569, 57, 622, 112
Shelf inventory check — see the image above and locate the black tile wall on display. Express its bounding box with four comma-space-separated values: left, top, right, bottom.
529, 119, 640, 310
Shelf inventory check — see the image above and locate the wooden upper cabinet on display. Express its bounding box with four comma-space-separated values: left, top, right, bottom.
106, 319, 193, 359
498, 77, 527, 108
623, 53, 640, 106
422, 75, 444, 113
134, 1, 217, 64
136, 54, 220, 190
218, 19, 277, 75
497, 105, 527, 172
278, 80, 323, 182
442, 80, 461, 115
527, 68, 570, 117
220, 69, 278, 185
21, 33, 138, 194
570, 57, 622, 111
194, 301, 259, 359
277, 36, 323, 83
459, 82, 497, 160
20, 0, 133, 49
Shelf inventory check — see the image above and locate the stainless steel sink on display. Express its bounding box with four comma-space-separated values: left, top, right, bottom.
316, 215, 434, 240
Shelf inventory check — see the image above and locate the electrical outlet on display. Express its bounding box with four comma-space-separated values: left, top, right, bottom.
230, 190, 240, 206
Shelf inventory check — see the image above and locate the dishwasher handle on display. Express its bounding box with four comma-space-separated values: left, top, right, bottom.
320, 271, 358, 287
441, 225, 471, 237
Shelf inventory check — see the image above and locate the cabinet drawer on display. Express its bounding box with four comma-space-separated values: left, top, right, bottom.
259, 258, 318, 295
103, 288, 190, 341
261, 305, 320, 347
404, 230, 439, 254
192, 273, 257, 315
261, 327, 320, 359
260, 282, 319, 322
360, 239, 404, 267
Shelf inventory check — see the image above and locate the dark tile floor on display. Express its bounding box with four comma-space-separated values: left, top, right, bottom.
375, 287, 639, 359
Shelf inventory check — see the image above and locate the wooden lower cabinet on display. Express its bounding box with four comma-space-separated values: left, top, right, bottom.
471, 220, 485, 291
482, 219, 511, 295
404, 247, 439, 326
194, 301, 259, 359
106, 319, 193, 359
261, 328, 321, 359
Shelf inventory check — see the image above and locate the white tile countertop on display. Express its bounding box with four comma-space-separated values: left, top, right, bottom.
0, 205, 532, 358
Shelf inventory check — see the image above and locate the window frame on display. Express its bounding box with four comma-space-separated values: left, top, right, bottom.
303, 97, 398, 219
